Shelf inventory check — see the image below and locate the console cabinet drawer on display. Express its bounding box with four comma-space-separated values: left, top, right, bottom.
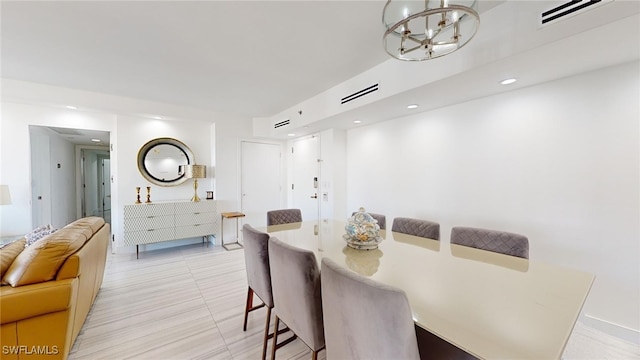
175, 212, 215, 227
124, 228, 175, 245
124, 203, 174, 217
124, 215, 174, 232
175, 223, 216, 239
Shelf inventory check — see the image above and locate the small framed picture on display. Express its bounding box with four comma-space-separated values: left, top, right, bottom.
206, 191, 214, 200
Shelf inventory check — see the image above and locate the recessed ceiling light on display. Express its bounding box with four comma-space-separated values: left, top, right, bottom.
287, 133, 296, 137
353, 120, 362, 124
91, 138, 101, 143
152, 116, 163, 120
500, 78, 517, 85
407, 104, 419, 109
66, 106, 77, 110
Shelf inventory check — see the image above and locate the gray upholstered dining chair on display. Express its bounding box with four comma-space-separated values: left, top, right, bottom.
242, 224, 276, 360
321, 257, 420, 360
268, 237, 325, 360
450, 226, 529, 259
392, 217, 440, 240
351, 211, 387, 230
266, 209, 302, 226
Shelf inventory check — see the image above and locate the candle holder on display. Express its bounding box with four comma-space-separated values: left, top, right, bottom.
135, 187, 141, 204
145, 186, 152, 203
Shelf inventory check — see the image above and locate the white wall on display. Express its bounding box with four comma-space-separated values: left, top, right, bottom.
0, 102, 116, 236
215, 115, 255, 241
0, 80, 253, 252
113, 115, 218, 251
346, 62, 640, 337
49, 132, 77, 227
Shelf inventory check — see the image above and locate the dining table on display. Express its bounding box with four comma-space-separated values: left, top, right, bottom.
261, 219, 594, 360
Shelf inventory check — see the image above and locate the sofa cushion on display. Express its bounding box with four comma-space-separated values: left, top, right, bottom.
2, 225, 93, 287
0, 278, 77, 324
0, 238, 26, 279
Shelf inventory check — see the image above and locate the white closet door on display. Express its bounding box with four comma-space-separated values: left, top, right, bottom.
241, 141, 282, 228
30, 133, 51, 227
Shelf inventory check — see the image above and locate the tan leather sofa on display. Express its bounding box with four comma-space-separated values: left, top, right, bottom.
1, 217, 110, 360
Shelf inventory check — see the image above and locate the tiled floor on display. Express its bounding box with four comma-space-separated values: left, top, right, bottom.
69, 243, 639, 360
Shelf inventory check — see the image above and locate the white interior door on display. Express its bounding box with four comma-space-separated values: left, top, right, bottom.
291, 136, 319, 221
30, 133, 51, 227
241, 141, 282, 227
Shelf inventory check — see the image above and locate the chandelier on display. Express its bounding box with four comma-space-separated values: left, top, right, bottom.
383, 0, 480, 61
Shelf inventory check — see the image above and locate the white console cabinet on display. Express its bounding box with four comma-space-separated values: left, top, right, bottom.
123, 200, 217, 258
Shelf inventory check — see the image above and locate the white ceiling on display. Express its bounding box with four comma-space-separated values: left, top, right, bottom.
0, 1, 508, 118
1, 1, 396, 118
46, 126, 111, 147
2, 1, 639, 144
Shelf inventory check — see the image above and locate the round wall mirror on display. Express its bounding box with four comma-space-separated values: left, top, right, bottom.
137, 138, 194, 186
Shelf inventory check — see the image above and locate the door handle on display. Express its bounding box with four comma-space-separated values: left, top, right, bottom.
310, 193, 318, 199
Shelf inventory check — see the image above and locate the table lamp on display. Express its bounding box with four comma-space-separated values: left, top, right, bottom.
0, 185, 11, 205
184, 165, 206, 202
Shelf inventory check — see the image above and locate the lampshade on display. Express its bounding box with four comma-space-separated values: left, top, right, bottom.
383, 0, 480, 61
184, 165, 206, 179
0, 185, 12, 205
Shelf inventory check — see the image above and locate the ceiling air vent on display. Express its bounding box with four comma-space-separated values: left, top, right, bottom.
274, 119, 290, 129
541, 0, 611, 26
341, 83, 379, 105
49, 127, 83, 135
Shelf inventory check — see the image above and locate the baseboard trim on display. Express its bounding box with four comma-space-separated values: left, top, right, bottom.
582, 314, 640, 345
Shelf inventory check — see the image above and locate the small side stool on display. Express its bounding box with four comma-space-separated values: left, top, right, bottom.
221, 212, 245, 251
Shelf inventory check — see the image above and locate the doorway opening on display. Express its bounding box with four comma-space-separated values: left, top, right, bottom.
80, 148, 111, 224
28, 125, 111, 228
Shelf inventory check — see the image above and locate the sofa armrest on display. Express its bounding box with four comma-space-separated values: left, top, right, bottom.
0, 278, 77, 324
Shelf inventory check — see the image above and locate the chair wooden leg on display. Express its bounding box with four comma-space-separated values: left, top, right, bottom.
270, 316, 280, 360
311, 350, 318, 360
243, 287, 254, 331
261, 307, 271, 360
269, 315, 298, 360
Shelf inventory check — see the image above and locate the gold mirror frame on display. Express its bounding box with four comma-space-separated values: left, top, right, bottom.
137, 137, 195, 187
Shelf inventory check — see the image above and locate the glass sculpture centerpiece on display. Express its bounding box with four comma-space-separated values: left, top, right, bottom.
344, 207, 383, 250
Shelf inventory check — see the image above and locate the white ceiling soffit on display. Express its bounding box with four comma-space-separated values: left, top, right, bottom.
264, 0, 640, 138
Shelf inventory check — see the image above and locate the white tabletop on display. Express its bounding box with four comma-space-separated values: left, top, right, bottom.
263, 220, 594, 360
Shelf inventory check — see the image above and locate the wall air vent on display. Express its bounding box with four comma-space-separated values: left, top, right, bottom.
341, 83, 379, 105
274, 119, 290, 129
540, 0, 612, 26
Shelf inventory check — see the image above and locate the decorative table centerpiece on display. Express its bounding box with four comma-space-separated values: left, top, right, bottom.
343, 207, 383, 250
